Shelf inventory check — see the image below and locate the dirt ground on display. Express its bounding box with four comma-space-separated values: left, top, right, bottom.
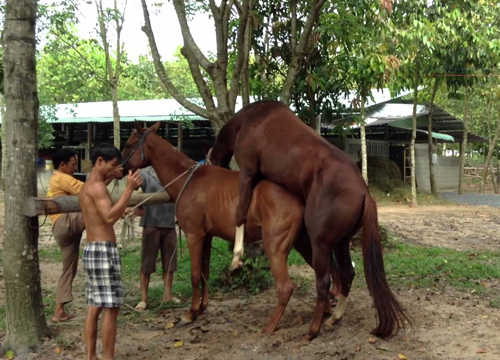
2, 202, 500, 360
378, 204, 500, 252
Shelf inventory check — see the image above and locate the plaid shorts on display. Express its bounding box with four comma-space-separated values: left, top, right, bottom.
83, 241, 123, 308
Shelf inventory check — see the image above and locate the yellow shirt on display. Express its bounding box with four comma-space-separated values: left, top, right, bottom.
47, 171, 84, 226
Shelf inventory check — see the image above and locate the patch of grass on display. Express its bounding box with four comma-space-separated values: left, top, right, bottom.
351, 239, 500, 297
370, 184, 454, 206
0, 307, 5, 332
39, 247, 63, 262
288, 249, 307, 266
120, 237, 276, 308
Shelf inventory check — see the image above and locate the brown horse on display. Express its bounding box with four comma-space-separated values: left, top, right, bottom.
121, 121, 327, 334
210, 100, 410, 340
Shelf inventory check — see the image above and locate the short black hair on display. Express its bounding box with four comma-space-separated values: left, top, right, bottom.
53, 148, 77, 170
91, 143, 122, 166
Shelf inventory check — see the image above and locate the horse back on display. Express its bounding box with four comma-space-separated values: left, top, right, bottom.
176, 164, 304, 242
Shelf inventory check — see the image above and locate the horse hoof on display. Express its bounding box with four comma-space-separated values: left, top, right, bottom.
261, 326, 274, 334
302, 332, 316, 342
230, 260, 243, 272
181, 314, 195, 325
230, 262, 244, 276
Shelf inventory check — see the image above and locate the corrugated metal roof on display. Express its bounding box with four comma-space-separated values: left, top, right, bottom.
0, 89, 409, 125
53, 98, 209, 124
365, 104, 429, 126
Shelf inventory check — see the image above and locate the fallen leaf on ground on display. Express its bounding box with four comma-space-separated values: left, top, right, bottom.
477, 349, 487, 354
174, 341, 183, 348
376, 345, 391, 352
54, 347, 61, 355
368, 337, 378, 343
6, 350, 14, 359
398, 354, 408, 360
402, 336, 411, 342
165, 322, 175, 329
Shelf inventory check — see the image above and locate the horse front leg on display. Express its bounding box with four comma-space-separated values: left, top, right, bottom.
182, 233, 205, 324
232, 168, 258, 272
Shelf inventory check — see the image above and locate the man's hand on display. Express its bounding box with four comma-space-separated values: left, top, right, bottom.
133, 206, 146, 217
126, 169, 143, 191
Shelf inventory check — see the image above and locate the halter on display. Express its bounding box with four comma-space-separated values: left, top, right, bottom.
120, 129, 152, 168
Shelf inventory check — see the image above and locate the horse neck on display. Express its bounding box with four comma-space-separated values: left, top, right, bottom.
145, 135, 196, 202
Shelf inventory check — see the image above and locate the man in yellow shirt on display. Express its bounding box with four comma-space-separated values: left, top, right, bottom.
47, 148, 85, 322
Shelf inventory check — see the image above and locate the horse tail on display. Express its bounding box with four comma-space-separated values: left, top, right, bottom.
361, 195, 411, 338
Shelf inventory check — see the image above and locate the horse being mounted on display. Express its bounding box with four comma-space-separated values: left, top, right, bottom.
210, 100, 410, 340
121, 121, 326, 334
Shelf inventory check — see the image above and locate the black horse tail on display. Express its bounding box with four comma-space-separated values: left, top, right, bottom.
362, 195, 412, 338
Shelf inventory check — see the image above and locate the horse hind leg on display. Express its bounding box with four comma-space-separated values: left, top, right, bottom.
261, 230, 295, 334
181, 233, 206, 324
303, 241, 332, 341
199, 236, 213, 315
293, 232, 337, 318
325, 238, 355, 329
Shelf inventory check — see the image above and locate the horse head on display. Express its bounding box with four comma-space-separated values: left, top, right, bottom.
121, 121, 161, 173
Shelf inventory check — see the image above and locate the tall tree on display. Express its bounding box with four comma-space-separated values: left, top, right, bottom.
2, 0, 48, 352
95, 0, 128, 148
141, 0, 327, 133
391, 2, 438, 206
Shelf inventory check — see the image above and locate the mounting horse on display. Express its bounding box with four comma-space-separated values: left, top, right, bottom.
210, 100, 410, 340
121, 121, 328, 334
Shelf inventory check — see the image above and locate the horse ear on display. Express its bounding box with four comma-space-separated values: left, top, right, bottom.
149, 121, 161, 133
135, 120, 145, 134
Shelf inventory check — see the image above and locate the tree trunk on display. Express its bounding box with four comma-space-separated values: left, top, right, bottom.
427, 78, 439, 196
491, 162, 498, 193
481, 117, 500, 193
280, 0, 328, 105
2, 0, 48, 352
458, 87, 470, 195
111, 83, 121, 149
360, 96, 368, 184
1, 93, 6, 191
410, 64, 419, 206
480, 99, 494, 193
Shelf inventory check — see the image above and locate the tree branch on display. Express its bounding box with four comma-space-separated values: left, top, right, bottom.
113, 0, 128, 80
210, 0, 229, 75
172, 0, 215, 74
290, 0, 297, 52
280, 0, 327, 105
241, 1, 253, 107
228, 0, 250, 111
141, 0, 211, 119
51, 30, 109, 84
180, 46, 217, 112
95, 0, 114, 85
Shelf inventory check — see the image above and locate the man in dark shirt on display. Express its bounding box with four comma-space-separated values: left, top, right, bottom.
133, 166, 179, 310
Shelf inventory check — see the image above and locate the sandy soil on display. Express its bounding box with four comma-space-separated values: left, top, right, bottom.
1, 202, 500, 359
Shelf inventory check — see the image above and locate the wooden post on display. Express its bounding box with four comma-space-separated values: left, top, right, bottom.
66, 124, 73, 145
23, 192, 172, 217
178, 122, 183, 152
86, 122, 94, 161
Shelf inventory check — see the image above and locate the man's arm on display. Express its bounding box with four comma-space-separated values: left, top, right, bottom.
91, 170, 142, 225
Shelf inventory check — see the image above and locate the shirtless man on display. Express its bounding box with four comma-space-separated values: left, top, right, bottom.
79, 143, 142, 360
